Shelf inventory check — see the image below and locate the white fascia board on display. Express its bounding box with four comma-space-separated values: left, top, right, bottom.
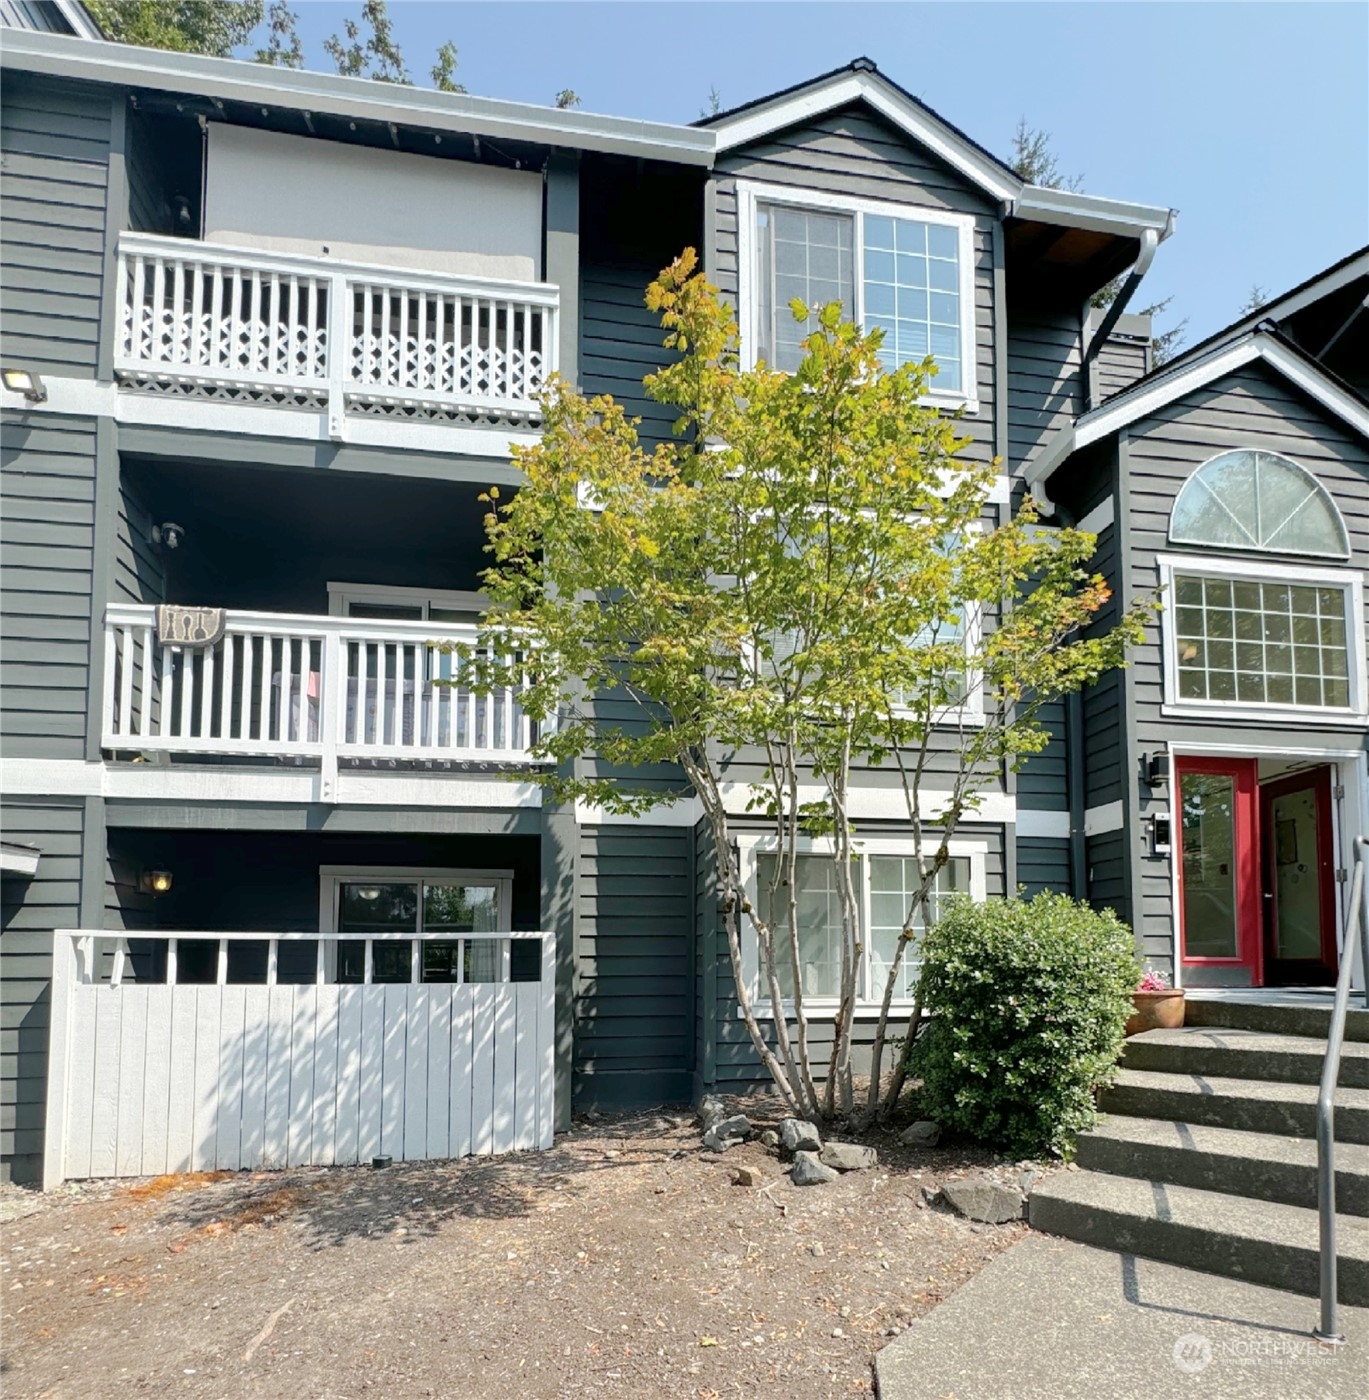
53, 0, 104, 40
0, 375, 540, 460
1012, 187, 1176, 242
1030, 332, 1369, 509
1015, 809, 1071, 840
1083, 800, 1124, 837
712, 71, 1020, 203
0, 758, 542, 808
0, 30, 716, 166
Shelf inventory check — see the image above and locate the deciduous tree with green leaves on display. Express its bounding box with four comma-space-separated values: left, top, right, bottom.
464, 252, 1150, 1123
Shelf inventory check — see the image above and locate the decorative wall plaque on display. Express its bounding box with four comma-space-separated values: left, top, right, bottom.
156, 604, 226, 647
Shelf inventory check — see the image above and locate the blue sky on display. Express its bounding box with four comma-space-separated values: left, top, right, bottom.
256, 2, 1367, 348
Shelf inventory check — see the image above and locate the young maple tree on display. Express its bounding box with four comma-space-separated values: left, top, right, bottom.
465, 251, 1149, 1123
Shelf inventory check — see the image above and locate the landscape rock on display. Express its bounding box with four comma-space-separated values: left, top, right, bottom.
732, 1165, 762, 1187
790, 1151, 839, 1186
701, 1114, 752, 1153
779, 1118, 822, 1154
818, 1142, 878, 1172
940, 1177, 1024, 1224
758, 1129, 780, 1150
697, 1095, 728, 1129
1019, 1169, 1043, 1196
920, 1184, 941, 1207
899, 1120, 941, 1148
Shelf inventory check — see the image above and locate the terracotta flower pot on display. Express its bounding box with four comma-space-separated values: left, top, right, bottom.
1126, 988, 1185, 1037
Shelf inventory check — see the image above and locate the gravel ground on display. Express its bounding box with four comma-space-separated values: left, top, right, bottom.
1, 1107, 1033, 1399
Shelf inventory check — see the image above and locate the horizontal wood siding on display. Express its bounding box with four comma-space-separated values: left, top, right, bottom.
1017, 697, 1067, 812
574, 824, 693, 1106
701, 822, 1007, 1094
712, 104, 999, 468
579, 261, 677, 446
0, 74, 111, 377
1, 412, 97, 759
1125, 363, 1369, 973
1095, 332, 1150, 401
1006, 311, 1082, 477
112, 472, 165, 605
1, 799, 86, 1182
1017, 837, 1071, 899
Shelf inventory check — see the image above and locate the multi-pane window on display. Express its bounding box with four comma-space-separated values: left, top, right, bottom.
868, 855, 969, 998
755, 205, 854, 372
752, 195, 968, 392
755, 851, 971, 1002
1172, 574, 1352, 709
863, 215, 962, 390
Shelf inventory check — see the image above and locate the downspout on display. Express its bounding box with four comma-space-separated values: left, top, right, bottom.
1080, 227, 1160, 411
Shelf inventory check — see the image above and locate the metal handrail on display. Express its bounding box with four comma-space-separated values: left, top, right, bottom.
1314, 833, 1369, 1345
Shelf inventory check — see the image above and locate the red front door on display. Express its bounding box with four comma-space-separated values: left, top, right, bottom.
1260, 767, 1338, 986
1175, 757, 1262, 984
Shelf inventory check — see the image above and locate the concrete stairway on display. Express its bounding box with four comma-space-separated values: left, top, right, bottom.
1030, 999, 1369, 1304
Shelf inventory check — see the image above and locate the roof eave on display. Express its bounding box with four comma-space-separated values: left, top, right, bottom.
1011, 187, 1176, 242
0, 29, 717, 166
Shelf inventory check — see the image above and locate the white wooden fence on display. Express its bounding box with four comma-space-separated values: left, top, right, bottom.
42, 931, 556, 1189
102, 604, 540, 780
114, 233, 559, 430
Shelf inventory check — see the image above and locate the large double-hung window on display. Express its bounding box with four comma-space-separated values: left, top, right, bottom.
743, 184, 976, 403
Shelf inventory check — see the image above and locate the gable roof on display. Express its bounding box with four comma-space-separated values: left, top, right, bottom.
701, 58, 1175, 243
1147, 245, 1369, 380
1026, 328, 1369, 509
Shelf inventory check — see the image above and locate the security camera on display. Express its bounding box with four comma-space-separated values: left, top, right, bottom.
153, 521, 185, 550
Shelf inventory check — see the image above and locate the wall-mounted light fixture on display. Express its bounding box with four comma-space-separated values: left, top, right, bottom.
1, 367, 47, 404
1142, 751, 1169, 788
151, 521, 186, 550
139, 869, 174, 896
356, 886, 382, 902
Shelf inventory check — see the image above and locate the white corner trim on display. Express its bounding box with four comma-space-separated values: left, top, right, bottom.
1083, 800, 1124, 837
0, 843, 41, 877
1075, 496, 1116, 537
0, 758, 542, 809
1015, 809, 1071, 840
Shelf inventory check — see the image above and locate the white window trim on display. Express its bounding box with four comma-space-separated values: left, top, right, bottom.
326, 582, 490, 618
735, 179, 980, 413
733, 831, 989, 1019
1157, 552, 1368, 726
318, 866, 515, 984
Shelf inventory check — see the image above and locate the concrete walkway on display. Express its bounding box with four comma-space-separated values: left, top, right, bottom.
875, 1233, 1368, 1400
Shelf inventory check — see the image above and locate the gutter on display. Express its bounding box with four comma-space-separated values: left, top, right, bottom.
1079, 226, 1160, 411
0, 29, 717, 167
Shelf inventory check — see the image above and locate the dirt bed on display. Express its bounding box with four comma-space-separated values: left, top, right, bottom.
2, 1108, 1028, 1399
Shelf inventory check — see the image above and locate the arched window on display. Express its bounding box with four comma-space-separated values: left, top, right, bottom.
1169, 450, 1349, 559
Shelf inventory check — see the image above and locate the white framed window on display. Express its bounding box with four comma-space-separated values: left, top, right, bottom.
318, 867, 514, 984
736, 180, 979, 410
327, 582, 490, 625
1157, 553, 1367, 725
736, 833, 988, 1015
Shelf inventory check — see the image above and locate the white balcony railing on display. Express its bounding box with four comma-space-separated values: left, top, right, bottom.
102, 603, 541, 777
114, 233, 559, 430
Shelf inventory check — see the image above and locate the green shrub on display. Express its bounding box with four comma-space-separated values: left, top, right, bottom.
908, 891, 1140, 1156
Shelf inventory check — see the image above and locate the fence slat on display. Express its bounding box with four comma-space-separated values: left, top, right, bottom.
288, 987, 317, 1166
311, 989, 340, 1167
492, 985, 517, 1155
264, 985, 293, 1168
357, 986, 386, 1162
166, 990, 197, 1174
239, 986, 270, 1168
139, 989, 173, 1176
215, 986, 247, 1170
190, 987, 221, 1172
403, 988, 429, 1161
470, 984, 497, 1156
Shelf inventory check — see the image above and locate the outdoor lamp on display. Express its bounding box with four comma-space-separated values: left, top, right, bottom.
1, 368, 47, 403
357, 886, 382, 901
139, 869, 174, 896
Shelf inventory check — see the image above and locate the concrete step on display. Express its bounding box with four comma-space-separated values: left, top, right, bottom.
1030, 1168, 1369, 1304
1124, 1026, 1369, 1088
1185, 995, 1369, 1043
1100, 1068, 1369, 1143
1076, 1114, 1369, 1215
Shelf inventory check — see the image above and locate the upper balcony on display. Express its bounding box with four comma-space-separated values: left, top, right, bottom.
114, 233, 560, 436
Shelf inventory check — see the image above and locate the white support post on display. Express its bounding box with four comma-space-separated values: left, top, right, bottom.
216, 939, 229, 986
327, 272, 348, 441
42, 933, 77, 1191
318, 630, 343, 803
267, 939, 278, 987
110, 945, 125, 989
166, 937, 178, 986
